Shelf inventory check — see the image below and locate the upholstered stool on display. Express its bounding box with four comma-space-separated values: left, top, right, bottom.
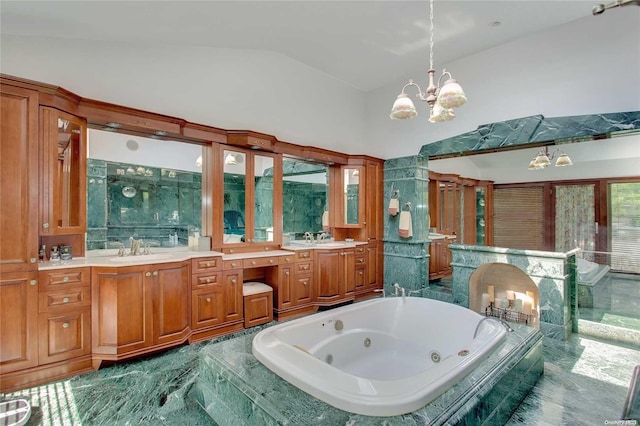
242, 282, 273, 328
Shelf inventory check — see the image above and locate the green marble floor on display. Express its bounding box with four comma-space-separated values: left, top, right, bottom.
3, 328, 639, 426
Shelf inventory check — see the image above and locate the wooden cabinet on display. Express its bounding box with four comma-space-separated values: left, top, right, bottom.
39, 107, 87, 237
191, 257, 224, 331
428, 237, 455, 280
314, 248, 355, 306
365, 160, 382, 242
0, 272, 39, 374
222, 269, 243, 323
92, 261, 190, 361
0, 84, 39, 273
38, 267, 91, 365
332, 165, 365, 228
272, 251, 316, 320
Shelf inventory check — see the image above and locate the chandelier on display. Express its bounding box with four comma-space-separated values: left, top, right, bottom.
527, 147, 573, 171
390, 0, 467, 122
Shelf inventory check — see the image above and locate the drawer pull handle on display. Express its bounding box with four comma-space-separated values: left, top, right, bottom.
231, 262, 237, 268
268, 259, 274, 264
205, 262, 211, 267
62, 322, 69, 329
359, 259, 365, 263
63, 297, 70, 303
43, 223, 49, 229
340, 252, 346, 256
206, 297, 211, 303
153, 271, 158, 276
251, 261, 256, 266
30, 280, 37, 286
285, 257, 290, 262
146, 272, 152, 277
206, 278, 211, 283
63, 276, 69, 282
285, 272, 289, 276
303, 266, 309, 270
231, 279, 237, 284
359, 271, 364, 275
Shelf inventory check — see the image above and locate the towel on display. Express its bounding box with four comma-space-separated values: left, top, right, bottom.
388, 198, 399, 216
398, 211, 413, 238
322, 210, 329, 231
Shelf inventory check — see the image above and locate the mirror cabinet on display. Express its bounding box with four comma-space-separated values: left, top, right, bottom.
331, 165, 365, 228
40, 107, 87, 236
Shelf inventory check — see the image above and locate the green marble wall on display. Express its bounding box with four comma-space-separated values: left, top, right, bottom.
383, 155, 430, 294
282, 181, 326, 236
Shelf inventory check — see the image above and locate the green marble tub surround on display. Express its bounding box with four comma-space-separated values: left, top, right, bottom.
192, 322, 543, 425
419, 111, 640, 159
383, 155, 430, 295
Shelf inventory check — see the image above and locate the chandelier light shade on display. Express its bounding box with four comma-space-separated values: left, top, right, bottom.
389, 0, 466, 122
528, 147, 572, 170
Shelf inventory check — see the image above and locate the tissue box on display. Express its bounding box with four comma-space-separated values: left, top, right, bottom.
189, 236, 211, 251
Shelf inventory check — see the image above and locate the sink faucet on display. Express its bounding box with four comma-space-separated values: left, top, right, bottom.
304, 232, 314, 245
129, 236, 143, 256
317, 232, 328, 243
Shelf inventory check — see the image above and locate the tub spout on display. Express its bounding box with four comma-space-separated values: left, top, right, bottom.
473, 317, 514, 339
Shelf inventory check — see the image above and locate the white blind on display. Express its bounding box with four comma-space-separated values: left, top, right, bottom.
609, 182, 640, 274
493, 187, 545, 251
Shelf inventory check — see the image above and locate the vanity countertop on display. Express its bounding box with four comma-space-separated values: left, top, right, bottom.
281, 241, 367, 251
39, 249, 224, 270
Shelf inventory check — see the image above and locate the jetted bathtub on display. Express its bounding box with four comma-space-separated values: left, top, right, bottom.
252, 296, 507, 417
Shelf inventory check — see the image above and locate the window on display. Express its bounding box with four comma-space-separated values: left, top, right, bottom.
609, 181, 640, 273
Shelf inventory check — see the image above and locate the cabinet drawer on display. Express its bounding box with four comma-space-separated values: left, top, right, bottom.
280, 254, 296, 264
192, 257, 222, 273
192, 272, 222, 289
39, 267, 90, 291
354, 246, 366, 255
39, 287, 91, 313
243, 257, 278, 268
38, 307, 91, 364
355, 255, 366, 266
296, 251, 312, 260
223, 259, 243, 270
296, 262, 313, 274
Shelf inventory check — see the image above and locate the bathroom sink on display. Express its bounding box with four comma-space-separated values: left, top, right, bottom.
316, 242, 350, 248
109, 253, 174, 263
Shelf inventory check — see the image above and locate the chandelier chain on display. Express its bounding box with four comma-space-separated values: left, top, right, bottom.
429, 0, 434, 70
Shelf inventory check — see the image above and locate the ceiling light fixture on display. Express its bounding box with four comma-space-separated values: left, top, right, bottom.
224, 153, 238, 165
527, 147, 573, 170
390, 0, 467, 122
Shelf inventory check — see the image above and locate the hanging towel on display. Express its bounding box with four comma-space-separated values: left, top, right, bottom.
322, 210, 329, 231
398, 211, 413, 238
388, 198, 399, 216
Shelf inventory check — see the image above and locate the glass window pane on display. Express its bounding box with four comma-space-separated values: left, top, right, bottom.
609, 182, 640, 273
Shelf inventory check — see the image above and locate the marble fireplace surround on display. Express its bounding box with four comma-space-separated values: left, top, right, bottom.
450, 244, 578, 340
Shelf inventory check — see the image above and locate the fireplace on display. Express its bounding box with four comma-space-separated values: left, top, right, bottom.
449, 244, 578, 340
469, 263, 540, 327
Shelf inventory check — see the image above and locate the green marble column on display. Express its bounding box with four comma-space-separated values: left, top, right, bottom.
383, 155, 430, 295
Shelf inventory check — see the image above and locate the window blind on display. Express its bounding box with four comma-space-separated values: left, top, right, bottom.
609, 182, 640, 274
493, 186, 545, 251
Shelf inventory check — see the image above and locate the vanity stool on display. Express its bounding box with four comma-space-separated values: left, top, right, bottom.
243, 282, 274, 328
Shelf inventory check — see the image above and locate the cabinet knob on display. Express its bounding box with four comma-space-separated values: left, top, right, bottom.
206, 278, 211, 283
62, 322, 69, 329
30, 280, 37, 286
63, 297, 70, 303
153, 271, 158, 276
285, 271, 289, 276
205, 262, 211, 267
303, 265, 309, 270
231, 278, 237, 284
206, 297, 211, 303
146, 272, 152, 277
63, 276, 69, 282
30, 257, 37, 263
359, 259, 365, 263
359, 271, 363, 275
231, 262, 237, 268
302, 281, 307, 286
268, 259, 274, 264
285, 257, 290, 262
251, 261, 256, 266
42, 223, 49, 229
340, 252, 346, 256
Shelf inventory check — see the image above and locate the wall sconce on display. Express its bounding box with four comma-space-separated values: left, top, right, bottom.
390, 0, 467, 123
528, 147, 573, 170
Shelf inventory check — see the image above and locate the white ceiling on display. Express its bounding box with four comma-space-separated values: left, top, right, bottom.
0, 0, 600, 91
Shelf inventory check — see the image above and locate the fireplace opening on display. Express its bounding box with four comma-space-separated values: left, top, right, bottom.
469, 263, 540, 327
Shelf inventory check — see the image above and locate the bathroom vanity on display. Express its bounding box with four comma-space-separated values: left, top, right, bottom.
0, 74, 383, 393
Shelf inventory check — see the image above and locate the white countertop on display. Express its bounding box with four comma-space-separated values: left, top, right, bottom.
281, 241, 367, 251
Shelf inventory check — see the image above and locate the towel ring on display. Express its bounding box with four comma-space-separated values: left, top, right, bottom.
403, 202, 412, 211
389, 184, 399, 199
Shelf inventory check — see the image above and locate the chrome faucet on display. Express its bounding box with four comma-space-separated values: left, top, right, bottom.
317, 232, 328, 243
393, 283, 406, 301
304, 232, 314, 245
473, 317, 514, 339
129, 236, 143, 256
116, 242, 126, 257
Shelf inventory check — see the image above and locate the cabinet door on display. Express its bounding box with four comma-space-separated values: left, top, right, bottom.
337, 166, 365, 228
92, 267, 152, 356
315, 250, 341, 304
278, 264, 293, 310
0, 272, 38, 374
365, 160, 382, 241
0, 85, 39, 272
153, 262, 190, 346
191, 287, 224, 329
366, 244, 378, 288
38, 307, 91, 364
39, 107, 87, 236
293, 274, 313, 305
342, 250, 356, 296
223, 270, 243, 323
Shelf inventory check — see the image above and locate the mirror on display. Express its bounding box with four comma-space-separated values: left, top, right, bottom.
56, 115, 84, 229
86, 129, 203, 250
223, 150, 247, 243
253, 154, 274, 242
343, 166, 362, 226
282, 158, 329, 239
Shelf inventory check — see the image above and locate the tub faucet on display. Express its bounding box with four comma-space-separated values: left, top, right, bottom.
473, 317, 514, 339
393, 283, 406, 301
